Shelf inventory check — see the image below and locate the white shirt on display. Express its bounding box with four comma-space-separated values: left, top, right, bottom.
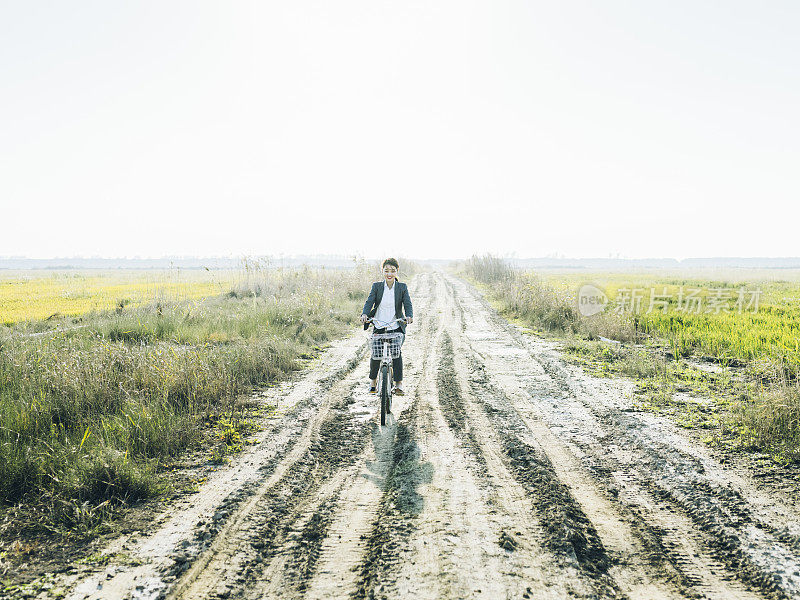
374, 281, 397, 329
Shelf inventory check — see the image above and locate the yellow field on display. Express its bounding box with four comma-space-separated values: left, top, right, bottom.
0, 270, 237, 325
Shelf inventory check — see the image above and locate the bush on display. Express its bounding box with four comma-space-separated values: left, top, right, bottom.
464, 254, 516, 284
732, 383, 800, 462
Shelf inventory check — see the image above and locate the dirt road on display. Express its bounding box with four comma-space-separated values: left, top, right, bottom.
54, 272, 800, 600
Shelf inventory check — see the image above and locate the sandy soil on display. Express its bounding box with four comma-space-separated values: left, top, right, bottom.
23, 271, 800, 600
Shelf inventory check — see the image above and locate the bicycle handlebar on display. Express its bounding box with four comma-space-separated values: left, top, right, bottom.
365, 316, 408, 328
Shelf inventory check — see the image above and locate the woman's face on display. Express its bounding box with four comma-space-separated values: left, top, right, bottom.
383, 265, 398, 283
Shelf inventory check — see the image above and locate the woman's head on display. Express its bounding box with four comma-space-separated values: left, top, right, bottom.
382, 257, 399, 283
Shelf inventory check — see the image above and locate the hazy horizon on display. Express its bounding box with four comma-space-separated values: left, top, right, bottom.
4, 254, 800, 263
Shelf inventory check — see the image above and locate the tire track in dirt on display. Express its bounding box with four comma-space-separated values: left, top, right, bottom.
435, 330, 609, 598
437, 278, 682, 599
354, 274, 589, 599
385, 335, 512, 600
252, 273, 439, 599
448, 272, 798, 599
349, 274, 442, 600
299, 423, 397, 600
245, 456, 354, 599
467, 364, 690, 600
168, 381, 372, 600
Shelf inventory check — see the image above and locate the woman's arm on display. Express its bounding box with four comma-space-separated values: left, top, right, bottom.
402, 284, 413, 322
362, 283, 378, 317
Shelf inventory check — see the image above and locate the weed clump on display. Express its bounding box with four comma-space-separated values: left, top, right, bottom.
733, 383, 800, 463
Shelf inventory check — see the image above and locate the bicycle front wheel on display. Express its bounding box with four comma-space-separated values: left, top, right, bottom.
380, 364, 389, 426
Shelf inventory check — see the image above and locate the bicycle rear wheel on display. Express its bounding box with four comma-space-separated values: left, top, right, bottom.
380, 364, 389, 426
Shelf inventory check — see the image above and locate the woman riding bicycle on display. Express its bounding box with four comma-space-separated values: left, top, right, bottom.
360, 258, 413, 395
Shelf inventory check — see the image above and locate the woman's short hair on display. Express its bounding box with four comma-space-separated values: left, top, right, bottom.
382, 257, 399, 270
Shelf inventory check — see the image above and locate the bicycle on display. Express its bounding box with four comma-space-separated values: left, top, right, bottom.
366, 317, 406, 426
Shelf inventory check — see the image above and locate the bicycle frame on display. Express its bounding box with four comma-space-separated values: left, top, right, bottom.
367, 317, 405, 425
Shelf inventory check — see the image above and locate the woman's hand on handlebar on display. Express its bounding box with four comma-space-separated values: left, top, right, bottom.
362, 315, 412, 327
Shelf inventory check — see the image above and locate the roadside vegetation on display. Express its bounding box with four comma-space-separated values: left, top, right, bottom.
462, 255, 800, 464
0, 261, 374, 537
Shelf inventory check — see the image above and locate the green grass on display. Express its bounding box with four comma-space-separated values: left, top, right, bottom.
0, 264, 374, 536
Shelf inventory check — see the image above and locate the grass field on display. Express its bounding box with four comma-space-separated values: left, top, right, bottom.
463, 256, 800, 463
0, 263, 375, 536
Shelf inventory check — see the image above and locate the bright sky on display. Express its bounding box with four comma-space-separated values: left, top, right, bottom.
1, 1, 798, 260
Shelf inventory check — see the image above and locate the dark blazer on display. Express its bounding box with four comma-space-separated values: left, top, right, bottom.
362, 281, 413, 333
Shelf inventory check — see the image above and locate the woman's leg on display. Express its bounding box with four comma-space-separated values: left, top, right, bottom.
392, 354, 403, 383
369, 358, 381, 384
368, 327, 386, 387
393, 335, 405, 390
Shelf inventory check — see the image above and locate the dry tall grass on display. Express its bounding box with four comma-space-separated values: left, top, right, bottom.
0, 264, 374, 534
